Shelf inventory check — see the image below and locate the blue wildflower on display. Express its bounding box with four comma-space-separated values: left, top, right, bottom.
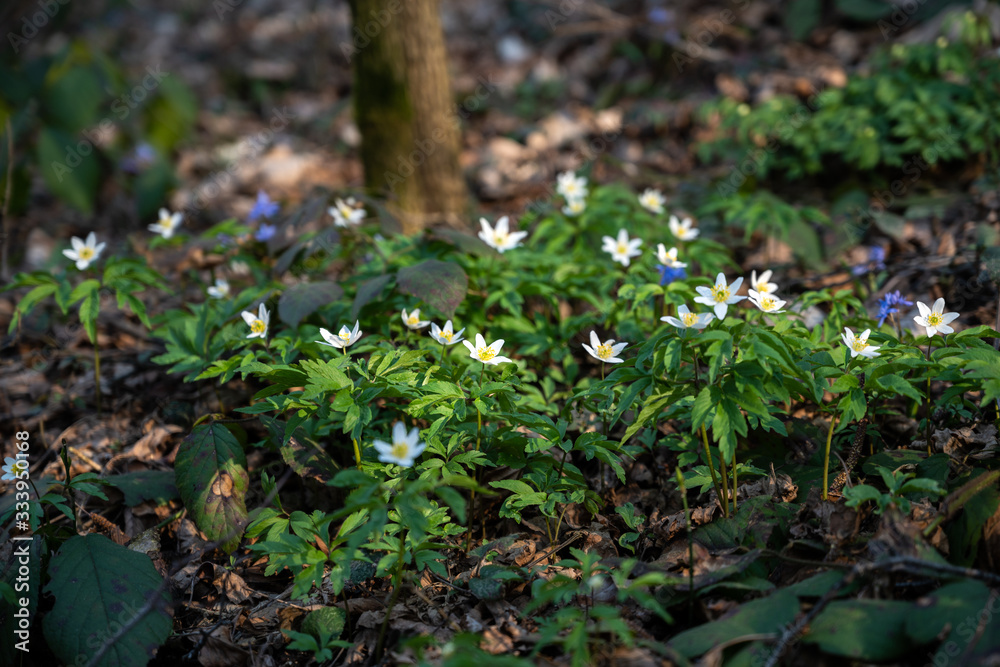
876, 290, 913, 327
256, 224, 276, 242
248, 190, 280, 221
853, 245, 887, 275
121, 142, 156, 173
656, 265, 687, 286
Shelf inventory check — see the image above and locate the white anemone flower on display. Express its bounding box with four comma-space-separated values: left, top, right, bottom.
401, 308, 430, 330
562, 198, 586, 217
241, 303, 270, 339
63, 232, 107, 270
207, 278, 230, 299
602, 229, 643, 267
556, 171, 588, 200
669, 215, 699, 241
149, 208, 183, 239
748, 289, 787, 313
2, 456, 27, 481
463, 333, 512, 366
661, 304, 714, 330
841, 327, 880, 359
581, 331, 627, 364
694, 273, 746, 320
913, 298, 959, 337
638, 189, 665, 214
478, 216, 527, 253
656, 244, 686, 268
750, 270, 778, 294
372, 422, 425, 468
318, 321, 362, 349
430, 320, 465, 345
328, 198, 366, 227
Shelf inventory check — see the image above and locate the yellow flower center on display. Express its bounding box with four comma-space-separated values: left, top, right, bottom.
681, 312, 698, 327
710, 285, 730, 303
757, 281, 769, 292
927, 313, 942, 326
495, 230, 508, 244
478, 347, 496, 362
10, 461, 26, 473
596, 343, 613, 359
339, 330, 351, 342
761, 297, 776, 310
250, 319, 265, 334
390, 442, 409, 460
79, 247, 94, 261
617, 243, 627, 254
440, 330, 453, 342
339, 205, 353, 218
407, 315, 419, 325
161, 217, 176, 230
851, 337, 869, 353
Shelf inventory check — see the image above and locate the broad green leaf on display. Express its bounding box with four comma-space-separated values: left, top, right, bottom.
803, 599, 914, 660
42, 534, 172, 667
37, 127, 99, 214
396, 260, 468, 317
175, 423, 250, 552
668, 589, 799, 658
278, 281, 343, 329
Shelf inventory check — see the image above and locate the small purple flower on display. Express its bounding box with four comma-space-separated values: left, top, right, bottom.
656, 265, 687, 287
248, 190, 280, 222
121, 142, 156, 174
256, 224, 276, 242
852, 245, 887, 275
876, 290, 913, 327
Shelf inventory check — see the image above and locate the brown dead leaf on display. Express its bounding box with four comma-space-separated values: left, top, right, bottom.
197, 625, 249, 667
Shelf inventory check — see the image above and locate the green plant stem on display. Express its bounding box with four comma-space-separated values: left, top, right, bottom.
93, 346, 102, 415
376, 527, 407, 660
719, 452, 731, 514
692, 347, 726, 517
677, 469, 695, 623
732, 459, 738, 513
821, 410, 840, 501
352, 438, 361, 467
925, 339, 933, 455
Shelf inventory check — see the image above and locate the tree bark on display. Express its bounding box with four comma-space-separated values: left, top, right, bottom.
349, 0, 467, 234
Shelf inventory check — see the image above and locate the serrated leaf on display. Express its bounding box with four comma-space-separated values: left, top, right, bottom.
301, 606, 346, 639
42, 534, 172, 667
175, 423, 250, 552
396, 260, 467, 317
279, 281, 343, 329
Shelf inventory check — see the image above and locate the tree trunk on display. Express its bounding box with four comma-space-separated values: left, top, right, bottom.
348, 0, 467, 234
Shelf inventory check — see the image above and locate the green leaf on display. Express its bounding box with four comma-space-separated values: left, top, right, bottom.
668, 589, 799, 658
301, 606, 346, 640
301, 358, 351, 400
42, 65, 103, 133
278, 281, 343, 329
37, 127, 99, 214
105, 471, 179, 506
42, 534, 173, 667
175, 423, 250, 552
803, 599, 914, 660
350, 274, 392, 320
874, 374, 922, 403
78, 282, 101, 344
396, 260, 468, 317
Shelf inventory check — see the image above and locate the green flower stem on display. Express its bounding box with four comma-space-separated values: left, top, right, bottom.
692, 345, 726, 517
719, 450, 731, 514
376, 526, 407, 660
925, 338, 933, 455
352, 438, 361, 467
821, 409, 840, 501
